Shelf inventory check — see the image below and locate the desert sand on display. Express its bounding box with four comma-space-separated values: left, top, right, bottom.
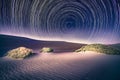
0, 52, 120, 80
0, 35, 120, 80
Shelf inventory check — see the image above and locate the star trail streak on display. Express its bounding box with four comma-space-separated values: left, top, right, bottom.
0, 0, 120, 44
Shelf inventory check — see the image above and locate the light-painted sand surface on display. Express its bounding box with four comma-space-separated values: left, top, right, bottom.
0, 52, 120, 80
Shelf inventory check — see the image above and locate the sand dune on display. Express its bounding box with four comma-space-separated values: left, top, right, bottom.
0, 35, 120, 80
0, 35, 84, 57
0, 52, 120, 80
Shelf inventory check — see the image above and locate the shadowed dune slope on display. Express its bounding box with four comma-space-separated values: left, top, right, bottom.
0, 34, 85, 57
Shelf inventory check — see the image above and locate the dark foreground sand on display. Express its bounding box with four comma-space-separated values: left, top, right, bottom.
0, 52, 120, 80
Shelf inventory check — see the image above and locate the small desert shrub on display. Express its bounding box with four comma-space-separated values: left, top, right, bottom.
7, 47, 33, 59
40, 47, 54, 53
75, 44, 120, 55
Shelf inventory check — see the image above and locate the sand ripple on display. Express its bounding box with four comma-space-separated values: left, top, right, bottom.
0, 52, 120, 80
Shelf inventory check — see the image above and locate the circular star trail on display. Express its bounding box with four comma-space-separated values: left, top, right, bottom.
0, 0, 120, 44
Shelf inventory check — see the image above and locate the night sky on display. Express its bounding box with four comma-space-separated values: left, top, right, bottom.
0, 0, 120, 44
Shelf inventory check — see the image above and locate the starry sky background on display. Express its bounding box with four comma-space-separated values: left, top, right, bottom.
0, 0, 120, 44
